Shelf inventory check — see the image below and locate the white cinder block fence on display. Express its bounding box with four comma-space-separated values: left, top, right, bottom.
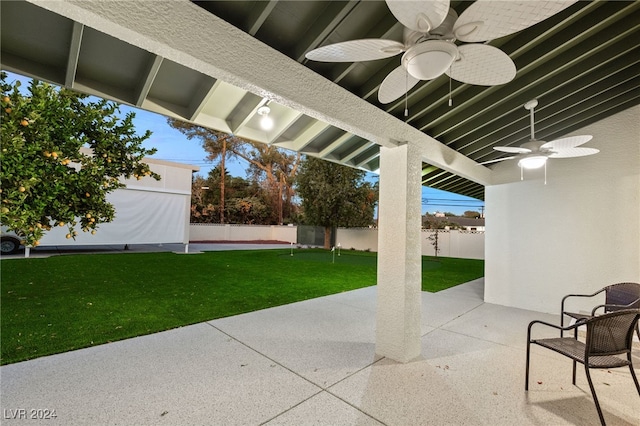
335, 228, 484, 260
189, 223, 297, 244
189, 224, 484, 260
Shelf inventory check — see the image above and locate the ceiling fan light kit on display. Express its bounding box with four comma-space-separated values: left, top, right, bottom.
402, 40, 457, 80
518, 156, 547, 170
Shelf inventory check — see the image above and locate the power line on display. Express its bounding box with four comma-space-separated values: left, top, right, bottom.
422, 198, 484, 205
423, 197, 483, 203
423, 199, 483, 206
423, 203, 484, 208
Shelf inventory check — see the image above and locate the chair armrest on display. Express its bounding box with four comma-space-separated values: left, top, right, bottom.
591, 304, 606, 315
561, 288, 606, 325
561, 288, 606, 308
527, 318, 586, 342
591, 297, 640, 315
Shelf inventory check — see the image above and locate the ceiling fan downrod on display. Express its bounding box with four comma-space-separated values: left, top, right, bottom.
524, 99, 538, 140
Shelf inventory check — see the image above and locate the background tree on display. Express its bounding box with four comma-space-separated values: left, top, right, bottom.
168, 119, 300, 224
189, 167, 271, 224
0, 73, 159, 247
244, 144, 300, 224
190, 175, 216, 223
296, 157, 378, 248
463, 210, 481, 218
168, 118, 237, 223
422, 214, 459, 230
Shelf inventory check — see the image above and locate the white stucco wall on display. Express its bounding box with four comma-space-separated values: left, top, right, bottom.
484, 106, 640, 314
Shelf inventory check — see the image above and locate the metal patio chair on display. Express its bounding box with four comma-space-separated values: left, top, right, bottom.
561, 282, 640, 339
526, 309, 640, 426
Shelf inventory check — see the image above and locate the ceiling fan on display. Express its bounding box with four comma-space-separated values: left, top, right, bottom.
479, 99, 598, 176
305, 0, 576, 104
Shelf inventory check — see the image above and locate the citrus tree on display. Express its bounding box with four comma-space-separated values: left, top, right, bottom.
0, 73, 159, 247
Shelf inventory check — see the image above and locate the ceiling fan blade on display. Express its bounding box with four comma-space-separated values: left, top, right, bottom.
549, 147, 599, 158
378, 65, 420, 104
493, 146, 531, 154
305, 39, 404, 62
385, 0, 450, 33
541, 135, 593, 150
446, 44, 516, 86
454, 1, 576, 42
478, 156, 516, 165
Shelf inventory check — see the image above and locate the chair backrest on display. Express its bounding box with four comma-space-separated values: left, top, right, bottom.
604, 282, 640, 311
585, 309, 640, 356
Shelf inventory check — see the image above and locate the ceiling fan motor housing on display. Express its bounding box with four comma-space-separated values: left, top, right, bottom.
429, 7, 458, 38
521, 140, 548, 152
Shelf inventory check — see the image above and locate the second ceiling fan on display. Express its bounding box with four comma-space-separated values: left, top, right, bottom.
305, 0, 576, 104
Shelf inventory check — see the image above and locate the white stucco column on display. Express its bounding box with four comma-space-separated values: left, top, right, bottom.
376, 143, 422, 363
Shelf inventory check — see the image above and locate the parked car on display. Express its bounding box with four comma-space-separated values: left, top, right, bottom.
1, 226, 22, 255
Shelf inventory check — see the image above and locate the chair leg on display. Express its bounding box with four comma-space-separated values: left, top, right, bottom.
628, 354, 640, 396
584, 365, 606, 426
525, 340, 531, 391
572, 327, 578, 385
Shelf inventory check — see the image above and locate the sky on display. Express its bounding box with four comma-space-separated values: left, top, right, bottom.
5, 71, 484, 216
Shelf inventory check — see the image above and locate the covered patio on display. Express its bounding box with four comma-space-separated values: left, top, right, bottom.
2, 0, 637, 363
3, 279, 639, 425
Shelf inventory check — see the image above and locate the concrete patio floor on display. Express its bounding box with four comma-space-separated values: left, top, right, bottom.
1, 279, 638, 425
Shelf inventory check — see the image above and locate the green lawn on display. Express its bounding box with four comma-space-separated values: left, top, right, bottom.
0, 249, 483, 365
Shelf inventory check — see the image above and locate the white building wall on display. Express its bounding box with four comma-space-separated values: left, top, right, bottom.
39, 158, 196, 246
484, 106, 640, 314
